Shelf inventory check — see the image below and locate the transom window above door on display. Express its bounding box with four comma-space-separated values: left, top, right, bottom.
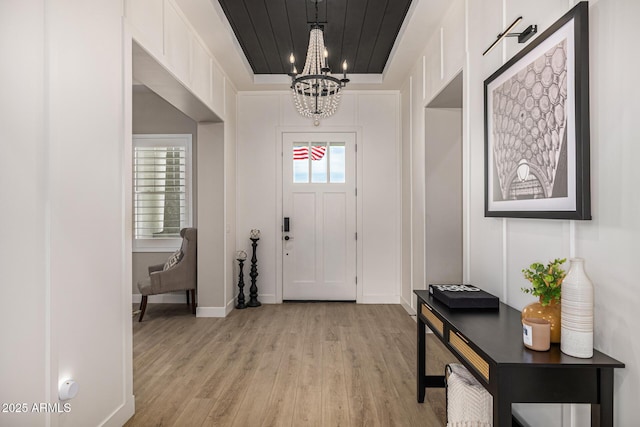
292, 141, 346, 184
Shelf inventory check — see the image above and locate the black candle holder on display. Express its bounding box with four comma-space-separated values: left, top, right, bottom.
236, 258, 247, 309
247, 237, 261, 307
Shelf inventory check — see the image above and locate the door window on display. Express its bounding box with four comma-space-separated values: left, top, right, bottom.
291, 142, 346, 184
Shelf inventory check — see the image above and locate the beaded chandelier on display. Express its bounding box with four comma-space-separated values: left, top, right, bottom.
288, 1, 349, 126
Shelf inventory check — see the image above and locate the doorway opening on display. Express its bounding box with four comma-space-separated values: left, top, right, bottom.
425, 72, 463, 285
126, 38, 226, 420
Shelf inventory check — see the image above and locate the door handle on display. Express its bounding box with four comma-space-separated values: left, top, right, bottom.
284, 217, 290, 232
284, 235, 293, 241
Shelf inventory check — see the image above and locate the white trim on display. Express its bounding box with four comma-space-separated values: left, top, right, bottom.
258, 294, 277, 304
280, 131, 357, 301
361, 295, 401, 304
500, 0, 508, 307
422, 56, 426, 102
125, 6, 164, 63
225, 297, 235, 315
237, 89, 400, 97
400, 296, 415, 316
440, 27, 445, 80
394, 92, 403, 305
502, 0, 508, 64
502, 218, 508, 303
209, 0, 255, 83
132, 245, 181, 253
275, 124, 283, 303
168, 0, 240, 95
120, 22, 136, 427
196, 306, 228, 317
44, 0, 53, 414
99, 395, 135, 427
383, 0, 420, 79
355, 123, 364, 305
254, 73, 384, 86
569, 220, 576, 258
197, 296, 274, 319
463, 0, 471, 283
420, 90, 426, 296
409, 76, 414, 310
276, 126, 364, 304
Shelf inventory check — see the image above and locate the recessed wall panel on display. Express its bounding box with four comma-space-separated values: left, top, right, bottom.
292, 192, 316, 282
164, 1, 191, 84
324, 193, 347, 283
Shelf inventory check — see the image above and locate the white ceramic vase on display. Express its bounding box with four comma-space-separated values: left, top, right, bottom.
560, 258, 594, 358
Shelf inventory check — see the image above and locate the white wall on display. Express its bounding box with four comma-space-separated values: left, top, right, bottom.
196, 123, 226, 313
1, 1, 134, 426
403, 0, 640, 425
0, 2, 47, 426
224, 84, 238, 314
425, 108, 463, 286
236, 92, 401, 304
0, 0, 238, 425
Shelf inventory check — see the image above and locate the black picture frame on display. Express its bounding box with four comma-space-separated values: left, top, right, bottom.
484, 2, 591, 220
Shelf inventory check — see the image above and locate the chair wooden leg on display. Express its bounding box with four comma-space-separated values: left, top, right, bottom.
186, 290, 190, 306
138, 296, 148, 322
191, 290, 196, 315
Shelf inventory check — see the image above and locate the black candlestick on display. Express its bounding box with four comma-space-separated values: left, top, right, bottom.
236, 259, 247, 309
247, 237, 261, 307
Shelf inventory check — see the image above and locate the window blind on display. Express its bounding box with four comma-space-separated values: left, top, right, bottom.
133, 145, 187, 239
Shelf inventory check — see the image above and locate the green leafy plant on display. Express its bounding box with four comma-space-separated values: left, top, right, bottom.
521, 258, 566, 306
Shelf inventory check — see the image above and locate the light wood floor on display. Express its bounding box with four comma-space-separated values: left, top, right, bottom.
125, 302, 457, 427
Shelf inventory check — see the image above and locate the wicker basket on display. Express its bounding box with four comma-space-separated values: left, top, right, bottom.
445, 363, 493, 427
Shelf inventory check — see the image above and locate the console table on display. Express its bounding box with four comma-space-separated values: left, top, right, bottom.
415, 290, 624, 427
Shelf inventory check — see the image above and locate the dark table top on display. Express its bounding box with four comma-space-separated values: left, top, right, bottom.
414, 289, 624, 368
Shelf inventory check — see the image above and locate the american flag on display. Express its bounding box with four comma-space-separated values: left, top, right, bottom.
293, 145, 326, 161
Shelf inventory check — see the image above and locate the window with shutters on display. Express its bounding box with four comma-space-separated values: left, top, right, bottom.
133, 134, 192, 252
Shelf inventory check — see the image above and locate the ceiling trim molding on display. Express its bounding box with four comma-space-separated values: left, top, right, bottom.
236, 89, 401, 96
208, 0, 255, 79
253, 73, 384, 86
382, 0, 421, 78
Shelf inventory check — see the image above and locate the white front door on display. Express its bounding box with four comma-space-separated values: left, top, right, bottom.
282, 132, 357, 300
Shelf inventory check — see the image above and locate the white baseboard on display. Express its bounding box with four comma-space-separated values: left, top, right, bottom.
132, 293, 188, 304
99, 394, 135, 427
258, 294, 277, 304
134, 293, 229, 318
195, 294, 397, 312
133, 295, 241, 317
400, 297, 415, 315
360, 295, 401, 304
226, 297, 235, 316
196, 306, 228, 317
224, 293, 274, 313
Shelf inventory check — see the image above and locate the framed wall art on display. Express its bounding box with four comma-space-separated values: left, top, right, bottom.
484, 2, 591, 219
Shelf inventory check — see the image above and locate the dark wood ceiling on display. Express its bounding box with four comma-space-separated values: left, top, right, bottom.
217, 0, 413, 75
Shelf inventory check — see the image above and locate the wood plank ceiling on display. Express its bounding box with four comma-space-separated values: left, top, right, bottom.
217, 0, 413, 75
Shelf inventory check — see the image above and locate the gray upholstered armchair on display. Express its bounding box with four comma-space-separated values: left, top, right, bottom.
137, 228, 197, 322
